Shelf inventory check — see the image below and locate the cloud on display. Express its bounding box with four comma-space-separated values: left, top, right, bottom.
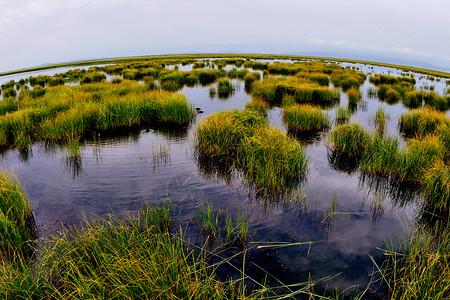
390, 46, 431, 57
309, 38, 357, 48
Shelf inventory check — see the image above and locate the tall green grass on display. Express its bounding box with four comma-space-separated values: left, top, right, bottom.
374, 107, 389, 134
283, 104, 331, 134
396, 135, 445, 183
374, 222, 450, 300
328, 122, 371, 157
244, 99, 269, 116
360, 134, 399, 176
399, 108, 449, 137
195, 109, 266, 157
0, 170, 35, 260
217, 78, 234, 95
275, 79, 340, 104
422, 160, 450, 211
195, 108, 308, 195
347, 87, 361, 105
335, 106, 351, 124
0, 81, 195, 149
35, 205, 264, 299
240, 126, 308, 193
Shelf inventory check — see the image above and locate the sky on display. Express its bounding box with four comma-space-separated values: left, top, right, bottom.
1, 0, 449, 73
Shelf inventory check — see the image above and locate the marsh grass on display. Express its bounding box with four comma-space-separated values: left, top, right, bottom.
422, 160, 450, 211
195, 109, 308, 195
374, 107, 389, 134
360, 134, 399, 176
402, 90, 424, 108
0, 170, 35, 260
240, 126, 308, 194
0, 97, 18, 116
217, 78, 234, 95
0, 81, 195, 149
399, 108, 449, 137
244, 99, 269, 116
195, 109, 266, 157
251, 79, 279, 105
347, 87, 361, 105
328, 122, 371, 157
36, 205, 250, 299
335, 106, 351, 124
283, 104, 331, 134
64, 138, 81, 158
275, 79, 340, 105
374, 222, 450, 300
396, 135, 445, 183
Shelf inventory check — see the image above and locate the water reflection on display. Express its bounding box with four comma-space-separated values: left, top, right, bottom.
327, 148, 360, 174
358, 172, 419, 208
289, 129, 324, 146
63, 156, 84, 179
18, 146, 32, 163
195, 153, 235, 185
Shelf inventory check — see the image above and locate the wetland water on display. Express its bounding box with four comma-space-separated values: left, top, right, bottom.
0, 60, 447, 294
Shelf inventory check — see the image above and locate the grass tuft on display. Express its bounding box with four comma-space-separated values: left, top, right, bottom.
283, 104, 330, 134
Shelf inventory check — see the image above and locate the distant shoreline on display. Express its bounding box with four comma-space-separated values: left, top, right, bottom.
1, 53, 450, 78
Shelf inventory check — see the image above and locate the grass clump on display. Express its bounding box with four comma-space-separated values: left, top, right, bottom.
283, 104, 331, 134
328, 122, 371, 157
331, 69, 366, 91
275, 78, 340, 105
251, 79, 278, 105
396, 135, 445, 183
360, 134, 400, 176
335, 106, 351, 123
240, 126, 308, 193
399, 108, 450, 137
347, 87, 361, 105
37, 204, 253, 299
422, 160, 450, 210
244, 99, 269, 116
217, 78, 234, 95
0, 81, 195, 149
402, 90, 424, 108
377, 223, 450, 300
0, 170, 35, 260
0, 97, 18, 116
196, 108, 308, 194
374, 107, 389, 134
195, 109, 266, 157
243, 72, 259, 90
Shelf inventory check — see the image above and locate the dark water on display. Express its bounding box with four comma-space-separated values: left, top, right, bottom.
0, 60, 446, 296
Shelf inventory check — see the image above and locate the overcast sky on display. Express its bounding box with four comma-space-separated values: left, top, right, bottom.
1, 0, 449, 73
